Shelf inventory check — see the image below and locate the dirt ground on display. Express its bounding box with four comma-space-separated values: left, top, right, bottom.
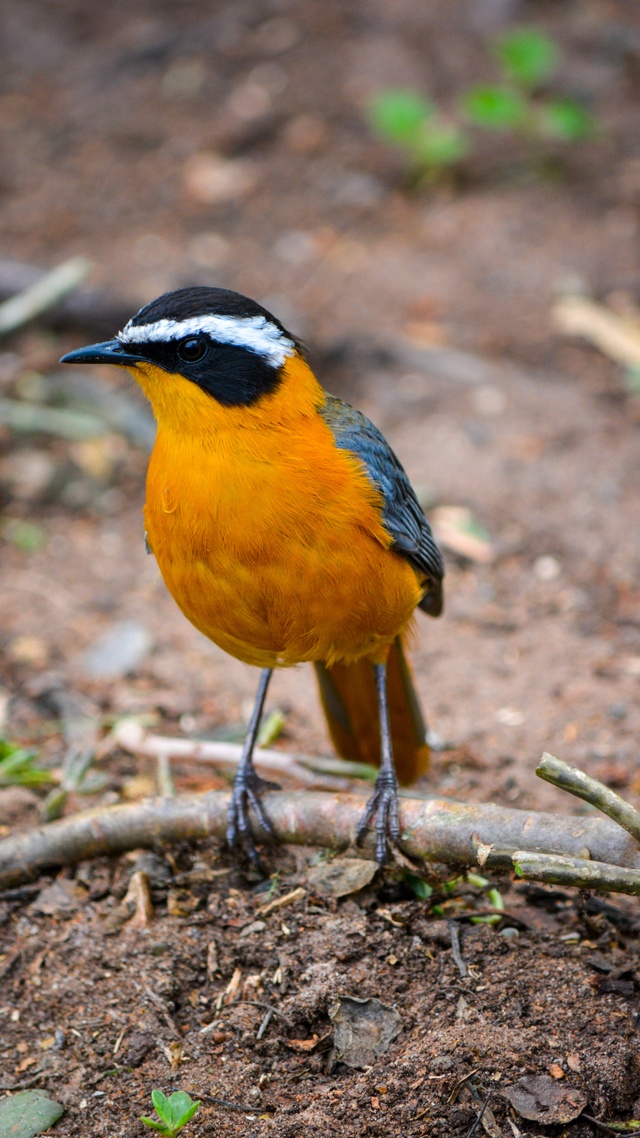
2, 1, 640, 1134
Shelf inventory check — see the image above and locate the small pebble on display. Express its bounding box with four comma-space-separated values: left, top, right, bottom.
431, 1054, 455, 1072
533, 555, 561, 581
83, 620, 152, 679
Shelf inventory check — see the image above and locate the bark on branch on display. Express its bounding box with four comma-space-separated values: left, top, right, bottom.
2, 789, 640, 892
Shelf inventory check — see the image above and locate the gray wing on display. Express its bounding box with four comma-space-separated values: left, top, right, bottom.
320, 394, 444, 616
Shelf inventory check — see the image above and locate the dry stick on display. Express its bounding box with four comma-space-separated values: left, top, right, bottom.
0, 256, 90, 337
464, 1089, 494, 1138
447, 920, 468, 978
2, 789, 640, 891
537, 752, 640, 846
114, 720, 357, 792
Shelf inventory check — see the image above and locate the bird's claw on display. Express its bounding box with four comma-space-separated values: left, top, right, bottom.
356, 771, 401, 865
226, 769, 280, 868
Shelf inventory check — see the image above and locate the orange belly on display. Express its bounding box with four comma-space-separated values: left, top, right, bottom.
144, 415, 424, 668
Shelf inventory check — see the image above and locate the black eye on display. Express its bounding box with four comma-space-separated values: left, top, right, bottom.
178, 337, 208, 363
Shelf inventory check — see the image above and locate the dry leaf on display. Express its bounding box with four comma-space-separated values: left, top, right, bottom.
503, 1074, 587, 1124
329, 996, 403, 1070
307, 858, 377, 898
286, 1035, 319, 1052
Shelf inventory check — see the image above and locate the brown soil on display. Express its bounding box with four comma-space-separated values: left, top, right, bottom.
1, 1, 640, 1134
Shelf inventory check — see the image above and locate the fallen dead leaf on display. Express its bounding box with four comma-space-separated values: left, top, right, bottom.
32, 878, 87, 916
329, 995, 403, 1070
503, 1074, 587, 1124
307, 857, 377, 898
286, 1035, 319, 1052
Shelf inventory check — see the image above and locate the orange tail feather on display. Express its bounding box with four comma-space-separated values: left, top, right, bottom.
313, 636, 430, 785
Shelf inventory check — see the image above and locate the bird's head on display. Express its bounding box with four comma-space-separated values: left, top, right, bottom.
61, 286, 318, 429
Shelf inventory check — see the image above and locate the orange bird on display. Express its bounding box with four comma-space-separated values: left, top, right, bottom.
62, 288, 444, 865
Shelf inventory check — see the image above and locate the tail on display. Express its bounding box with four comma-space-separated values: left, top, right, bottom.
313, 635, 430, 785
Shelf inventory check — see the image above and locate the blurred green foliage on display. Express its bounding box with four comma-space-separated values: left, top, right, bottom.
0, 738, 55, 787
368, 27, 595, 184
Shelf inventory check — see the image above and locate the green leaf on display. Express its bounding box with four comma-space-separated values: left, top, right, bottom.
461, 85, 527, 130
488, 887, 504, 911
151, 1091, 171, 1120
495, 28, 559, 89
466, 872, 490, 888
413, 121, 469, 168
368, 89, 434, 143
540, 98, 593, 140
0, 740, 55, 787
257, 707, 286, 747
140, 1118, 169, 1135
144, 1091, 201, 1136
0, 1090, 64, 1137
1, 518, 46, 553
406, 874, 433, 900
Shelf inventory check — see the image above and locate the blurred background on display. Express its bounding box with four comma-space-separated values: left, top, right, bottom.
1, 0, 640, 821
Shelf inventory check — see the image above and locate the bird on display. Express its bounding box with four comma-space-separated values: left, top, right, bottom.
61, 286, 444, 866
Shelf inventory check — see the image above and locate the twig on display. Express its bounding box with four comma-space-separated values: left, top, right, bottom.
512, 850, 640, 895
537, 753, 640, 846
114, 719, 355, 791
582, 1115, 634, 1137
156, 754, 175, 798
256, 1009, 272, 1039
0, 398, 106, 440
553, 294, 640, 368
235, 1000, 292, 1026
2, 788, 640, 890
0, 259, 133, 336
465, 1089, 493, 1138
448, 1068, 481, 1104
448, 920, 468, 978
0, 257, 90, 337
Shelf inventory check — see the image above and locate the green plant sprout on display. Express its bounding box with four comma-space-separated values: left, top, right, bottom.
140, 1090, 200, 1137
461, 27, 593, 142
367, 89, 468, 183
0, 738, 55, 787
368, 27, 594, 184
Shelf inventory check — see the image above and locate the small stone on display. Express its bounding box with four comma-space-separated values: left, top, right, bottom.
184, 153, 257, 205
83, 620, 152, 680
431, 1054, 455, 1072
533, 555, 562, 582
282, 114, 327, 153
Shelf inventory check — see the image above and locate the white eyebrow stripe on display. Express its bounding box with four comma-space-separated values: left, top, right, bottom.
118, 314, 296, 367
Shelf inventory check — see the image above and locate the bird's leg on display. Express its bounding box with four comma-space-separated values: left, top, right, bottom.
356, 662, 401, 865
226, 667, 279, 867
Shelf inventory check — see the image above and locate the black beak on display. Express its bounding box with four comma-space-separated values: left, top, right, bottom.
60, 339, 141, 367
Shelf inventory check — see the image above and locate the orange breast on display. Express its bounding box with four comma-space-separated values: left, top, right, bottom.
144, 404, 423, 669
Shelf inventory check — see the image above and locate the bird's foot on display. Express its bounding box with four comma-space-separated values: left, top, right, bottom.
356, 769, 401, 866
226, 768, 280, 869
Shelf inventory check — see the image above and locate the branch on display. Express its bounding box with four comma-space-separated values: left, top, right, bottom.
537, 752, 640, 846
0, 257, 90, 337
512, 851, 640, 895
2, 789, 640, 891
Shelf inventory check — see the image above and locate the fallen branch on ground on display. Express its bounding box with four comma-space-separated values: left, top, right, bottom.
2, 778, 640, 891
113, 718, 374, 791
0, 257, 91, 338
